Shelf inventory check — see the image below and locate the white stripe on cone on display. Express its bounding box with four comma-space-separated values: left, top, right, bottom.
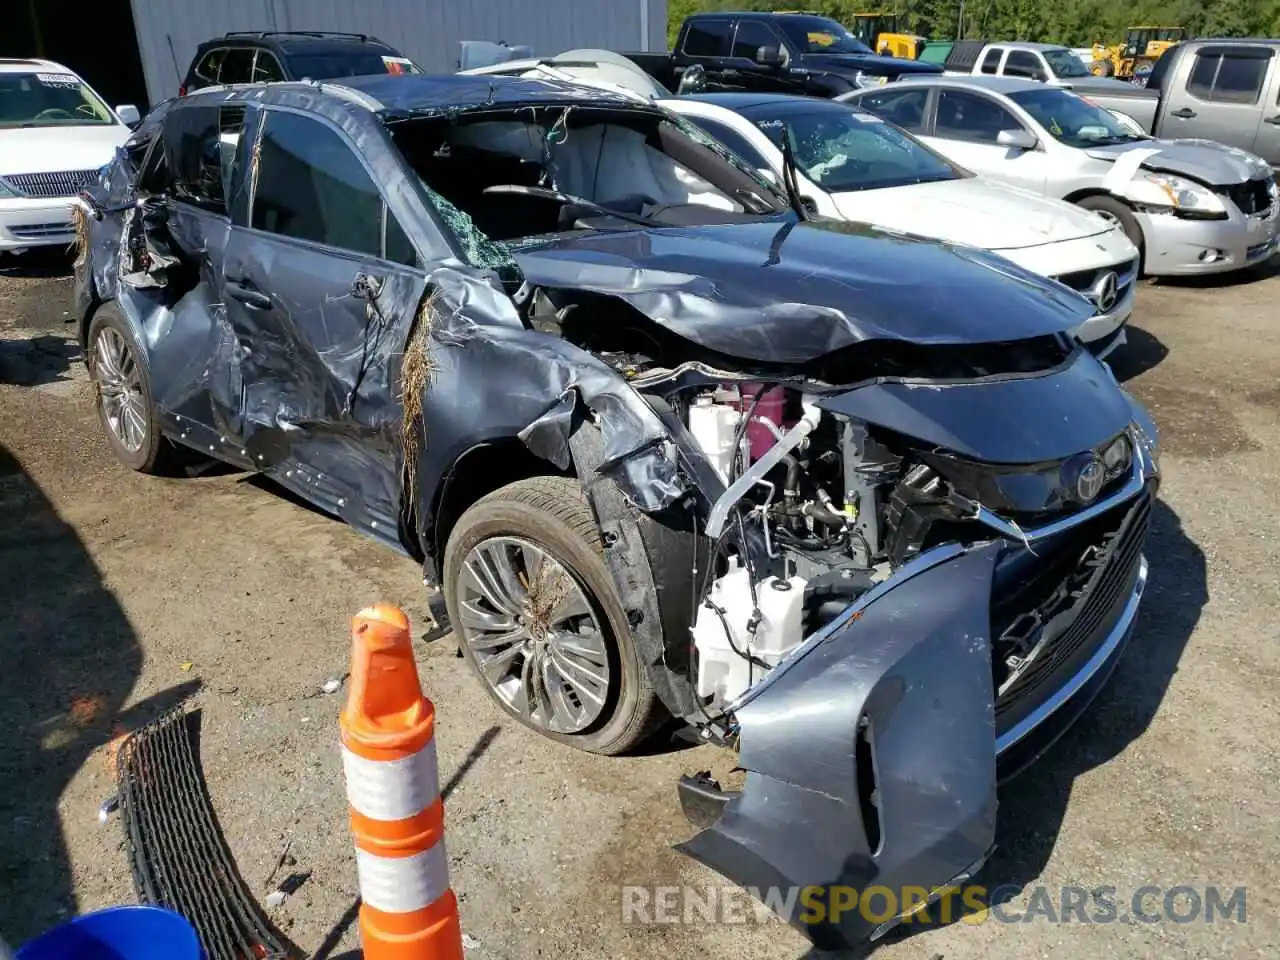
355, 842, 452, 914
341, 741, 440, 822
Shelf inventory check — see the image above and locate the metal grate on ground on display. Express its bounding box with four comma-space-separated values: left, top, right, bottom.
116, 707, 291, 960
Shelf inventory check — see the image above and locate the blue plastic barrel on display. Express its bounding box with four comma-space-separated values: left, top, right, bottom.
15, 906, 202, 960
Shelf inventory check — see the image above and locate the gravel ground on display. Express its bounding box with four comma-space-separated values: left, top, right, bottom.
1, 248, 1277, 960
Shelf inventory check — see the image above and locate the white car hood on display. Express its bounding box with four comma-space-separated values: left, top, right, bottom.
0, 125, 127, 177
830, 176, 1112, 252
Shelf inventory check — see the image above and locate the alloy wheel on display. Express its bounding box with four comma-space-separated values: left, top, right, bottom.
94, 327, 147, 453
457, 536, 611, 733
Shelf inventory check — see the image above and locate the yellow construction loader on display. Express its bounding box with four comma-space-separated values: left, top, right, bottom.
849, 13, 927, 59
1090, 27, 1185, 78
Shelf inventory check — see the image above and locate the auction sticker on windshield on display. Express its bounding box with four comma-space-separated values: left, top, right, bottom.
37, 73, 79, 87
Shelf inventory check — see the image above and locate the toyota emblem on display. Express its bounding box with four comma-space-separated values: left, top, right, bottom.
1090, 271, 1119, 313
1064, 453, 1107, 503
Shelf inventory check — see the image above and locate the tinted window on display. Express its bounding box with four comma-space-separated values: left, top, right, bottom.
980, 49, 1002, 74
1005, 50, 1043, 79
733, 21, 778, 60
683, 19, 730, 57
252, 110, 385, 257
253, 51, 285, 83
163, 104, 246, 212
754, 106, 957, 192
219, 48, 255, 85
776, 15, 874, 54
933, 90, 1021, 144
1043, 48, 1090, 78
689, 117, 769, 168
194, 49, 225, 83
1009, 88, 1136, 147
857, 86, 928, 132
287, 51, 419, 79
384, 210, 416, 266
1188, 49, 1273, 103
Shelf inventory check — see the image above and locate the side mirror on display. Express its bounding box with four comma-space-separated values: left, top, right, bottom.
996, 128, 1038, 150
755, 45, 784, 68
115, 104, 141, 127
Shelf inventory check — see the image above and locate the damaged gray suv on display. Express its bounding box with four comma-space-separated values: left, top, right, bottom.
74, 74, 1160, 950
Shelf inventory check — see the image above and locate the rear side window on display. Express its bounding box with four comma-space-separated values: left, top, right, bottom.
684, 19, 731, 57
1004, 50, 1043, 79
980, 49, 1002, 74
1187, 48, 1274, 104
162, 103, 247, 213
251, 109, 400, 259
218, 48, 255, 85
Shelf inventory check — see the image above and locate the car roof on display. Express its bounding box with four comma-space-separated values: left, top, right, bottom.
199, 33, 396, 55
188, 72, 646, 116
0, 58, 75, 76
889, 74, 1046, 95
685, 92, 862, 116
987, 41, 1072, 53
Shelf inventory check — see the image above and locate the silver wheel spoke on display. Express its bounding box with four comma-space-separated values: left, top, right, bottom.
94, 328, 146, 453
457, 535, 612, 734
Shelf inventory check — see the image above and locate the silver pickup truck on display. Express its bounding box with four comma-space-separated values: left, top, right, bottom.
1084, 39, 1280, 170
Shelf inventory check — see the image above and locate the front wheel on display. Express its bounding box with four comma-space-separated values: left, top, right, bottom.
1076, 194, 1145, 274
441, 476, 665, 755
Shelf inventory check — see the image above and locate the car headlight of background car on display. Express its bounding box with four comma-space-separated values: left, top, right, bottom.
1127, 171, 1227, 220
851, 71, 890, 89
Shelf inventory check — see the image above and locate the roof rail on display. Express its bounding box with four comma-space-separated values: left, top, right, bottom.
222, 30, 370, 41
0, 57, 61, 67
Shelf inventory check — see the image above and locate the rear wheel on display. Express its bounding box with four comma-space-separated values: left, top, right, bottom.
1076, 194, 1145, 274
87, 305, 183, 474
442, 476, 665, 755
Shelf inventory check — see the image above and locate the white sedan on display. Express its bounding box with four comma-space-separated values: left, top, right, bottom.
0, 58, 139, 256
663, 93, 1139, 354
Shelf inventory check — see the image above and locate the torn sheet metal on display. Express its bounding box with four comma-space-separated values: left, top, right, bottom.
679, 541, 1001, 950
511, 219, 1095, 364
1089, 138, 1272, 186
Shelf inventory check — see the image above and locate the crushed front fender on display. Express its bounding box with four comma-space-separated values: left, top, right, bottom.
677, 541, 1002, 951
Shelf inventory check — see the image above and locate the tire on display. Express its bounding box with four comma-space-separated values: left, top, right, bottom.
442, 476, 665, 755
1092, 59, 1114, 77
87, 305, 183, 474
1076, 194, 1145, 273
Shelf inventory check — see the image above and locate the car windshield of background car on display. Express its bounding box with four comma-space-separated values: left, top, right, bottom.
0, 73, 114, 128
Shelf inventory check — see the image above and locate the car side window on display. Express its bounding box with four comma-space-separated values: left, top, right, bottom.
194, 49, 226, 85
980, 49, 1002, 74
732, 21, 779, 61
218, 48, 255, 85
1005, 51, 1043, 79
933, 90, 1021, 144
161, 103, 246, 213
1187, 48, 1273, 104
684, 19, 731, 57
252, 51, 286, 83
690, 117, 770, 169
251, 109, 409, 262
858, 87, 927, 132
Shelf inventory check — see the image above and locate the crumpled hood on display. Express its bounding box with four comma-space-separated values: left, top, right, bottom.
511, 219, 1093, 364
830, 177, 1113, 252
800, 52, 943, 76
1086, 138, 1272, 185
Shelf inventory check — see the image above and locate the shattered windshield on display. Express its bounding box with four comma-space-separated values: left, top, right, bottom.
387, 104, 785, 264
1008, 88, 1140, 147
0, 72, 115, 128
753, 105, 959, 192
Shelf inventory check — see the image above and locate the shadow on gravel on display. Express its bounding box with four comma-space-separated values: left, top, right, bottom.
0, 443, 200, 946
0, 249, 74, 280
0, 335, 81, 388
1108, 325, 1169, 383
796, 499, 1206, 960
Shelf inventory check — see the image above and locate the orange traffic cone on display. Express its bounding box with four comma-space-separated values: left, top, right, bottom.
340, 604, 464, 960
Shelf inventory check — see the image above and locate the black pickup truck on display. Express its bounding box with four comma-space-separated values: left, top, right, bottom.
622, 11, 941, 98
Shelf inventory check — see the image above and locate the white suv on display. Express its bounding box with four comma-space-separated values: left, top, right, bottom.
0, 59, 140, 255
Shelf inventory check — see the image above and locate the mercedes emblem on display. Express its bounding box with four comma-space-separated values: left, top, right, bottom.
1090, 271, 1119, 313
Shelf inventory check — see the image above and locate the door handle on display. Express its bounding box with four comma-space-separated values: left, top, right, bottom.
225, 279, 272, 309
1171, 107, 1197, 119
1265, 114, 1280, 125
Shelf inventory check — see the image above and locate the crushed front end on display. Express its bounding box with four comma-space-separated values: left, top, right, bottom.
626, 336, 1159, 950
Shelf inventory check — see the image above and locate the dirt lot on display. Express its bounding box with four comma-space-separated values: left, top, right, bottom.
1, 249, 1277, 960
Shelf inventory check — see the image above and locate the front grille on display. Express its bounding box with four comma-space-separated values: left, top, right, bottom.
3, 169, 99, 198
994, 488, 1151, 724
1218, 178, 1275, 217
1053, 258, 1137, 312
8, 221, 73, 239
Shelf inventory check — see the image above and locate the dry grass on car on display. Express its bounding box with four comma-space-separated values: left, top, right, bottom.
399, 291, 441, 499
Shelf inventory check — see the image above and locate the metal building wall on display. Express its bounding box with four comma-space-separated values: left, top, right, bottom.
129, 0, 667, 107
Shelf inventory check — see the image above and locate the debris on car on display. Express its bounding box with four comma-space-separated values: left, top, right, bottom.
75, 73, 1160, 951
